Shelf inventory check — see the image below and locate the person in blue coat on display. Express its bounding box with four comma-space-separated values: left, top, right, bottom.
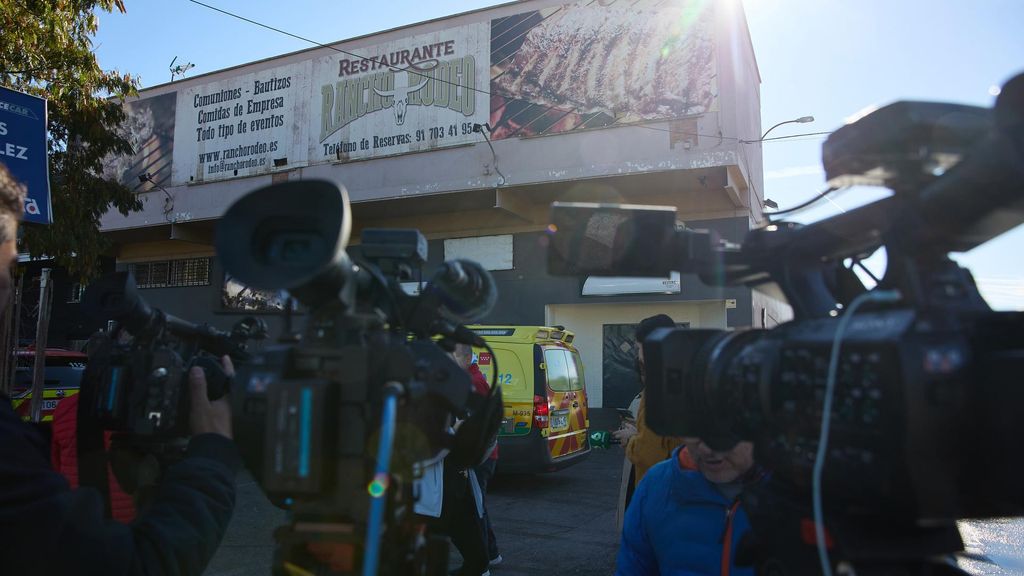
616, 436, 766, 576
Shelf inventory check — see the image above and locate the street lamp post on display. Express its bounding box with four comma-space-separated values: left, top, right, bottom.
756, 116, 814, 213
760, 115, 815, 141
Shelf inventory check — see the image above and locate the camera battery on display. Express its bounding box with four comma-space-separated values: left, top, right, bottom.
263, 378, 334, 496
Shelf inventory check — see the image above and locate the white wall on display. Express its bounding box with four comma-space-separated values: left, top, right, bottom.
546, 300, 729, 408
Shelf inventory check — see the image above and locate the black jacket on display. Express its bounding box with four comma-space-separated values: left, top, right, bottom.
0, 396, 240, 575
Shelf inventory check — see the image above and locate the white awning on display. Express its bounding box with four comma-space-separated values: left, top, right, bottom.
582, 272, 680, 296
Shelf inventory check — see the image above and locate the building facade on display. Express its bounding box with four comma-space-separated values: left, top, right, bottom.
100, 0, 789, 408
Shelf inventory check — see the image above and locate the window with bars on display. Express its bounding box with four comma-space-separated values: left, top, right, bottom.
68, 282, 86, 303
130, 258, 211, 288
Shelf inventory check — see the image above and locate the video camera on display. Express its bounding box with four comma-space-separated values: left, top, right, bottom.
214, 179, 504, 575
548, 72, 1024, 575
81, 271, 268, 437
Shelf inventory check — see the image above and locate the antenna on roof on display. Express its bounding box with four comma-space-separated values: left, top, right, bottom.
169, 56, 195, 82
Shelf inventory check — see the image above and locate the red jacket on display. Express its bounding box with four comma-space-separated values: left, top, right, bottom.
50, 394, 137, 523
468, 363, 498, 461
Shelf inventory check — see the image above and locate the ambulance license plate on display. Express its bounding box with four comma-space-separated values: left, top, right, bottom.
551, 410, 569, 431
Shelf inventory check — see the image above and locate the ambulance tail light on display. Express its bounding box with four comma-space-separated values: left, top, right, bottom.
533, 394, 550, 428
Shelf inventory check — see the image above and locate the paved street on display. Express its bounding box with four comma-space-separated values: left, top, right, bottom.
204, 440, 1024, 576
463, 447, 622, 575
205, 444, 625, 575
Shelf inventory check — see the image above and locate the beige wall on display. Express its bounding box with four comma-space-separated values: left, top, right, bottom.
546, 300, 729, 408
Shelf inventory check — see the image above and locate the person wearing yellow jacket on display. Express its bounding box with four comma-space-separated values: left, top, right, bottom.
613, 314, 685, 532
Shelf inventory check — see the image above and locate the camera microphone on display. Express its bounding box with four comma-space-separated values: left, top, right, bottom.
427, 259, 498, 323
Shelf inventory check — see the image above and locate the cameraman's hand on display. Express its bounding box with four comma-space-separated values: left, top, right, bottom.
189, 355, 234, 439
612, 421, 638, 444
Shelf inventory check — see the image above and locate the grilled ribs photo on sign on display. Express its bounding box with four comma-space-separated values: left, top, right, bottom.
490, 0, 717, 137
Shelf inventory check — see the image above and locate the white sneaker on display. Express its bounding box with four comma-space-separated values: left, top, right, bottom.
489, 555, 503, 567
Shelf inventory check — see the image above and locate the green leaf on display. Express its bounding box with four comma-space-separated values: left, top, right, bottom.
2, 0, 142, 282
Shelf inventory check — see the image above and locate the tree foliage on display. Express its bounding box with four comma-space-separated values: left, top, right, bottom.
1, 0, 141, 279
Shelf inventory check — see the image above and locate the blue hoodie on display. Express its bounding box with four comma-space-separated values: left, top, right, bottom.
616, 446, 755, 576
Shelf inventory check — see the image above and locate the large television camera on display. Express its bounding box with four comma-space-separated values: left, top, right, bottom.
214, 179, 504, 575
81, 271, 268, 438
548, 73, 1024, 575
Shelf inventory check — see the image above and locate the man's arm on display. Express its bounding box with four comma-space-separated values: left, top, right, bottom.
25, 434, 240, 575
614, 473, 658, 576
0, 358, 239, 576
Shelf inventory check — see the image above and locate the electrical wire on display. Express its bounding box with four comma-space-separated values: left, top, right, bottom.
852, 259, 881, 285
139, 173, 177, 222
766, 187, 841, 220
813, 289, 902, 576
757, 131, 834, 143
474, 123, 508, 186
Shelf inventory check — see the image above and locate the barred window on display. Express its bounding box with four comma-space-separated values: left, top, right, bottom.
68, 282, 86, 303
131, 258, 211, 288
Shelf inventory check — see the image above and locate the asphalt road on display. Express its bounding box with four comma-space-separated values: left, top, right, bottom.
203, 445, 1024, 576
204, 446, 624, 576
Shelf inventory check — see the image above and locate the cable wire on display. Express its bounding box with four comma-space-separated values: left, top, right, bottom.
477, 124, 507, 186
766, 187, 841, 220
757, 131, 834, 143
813, 289, 902, 576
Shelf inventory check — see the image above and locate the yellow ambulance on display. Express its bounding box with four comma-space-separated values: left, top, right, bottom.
468, 325, 591, 473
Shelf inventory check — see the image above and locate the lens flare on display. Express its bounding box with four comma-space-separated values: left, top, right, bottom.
367, 474, 389, 498
659, 0, 710, 61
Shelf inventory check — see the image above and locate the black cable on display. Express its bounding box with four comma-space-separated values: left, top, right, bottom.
758, 131, 834, 142
740, 130, 834, 144
184, 0, 735, 143
852, 259, 881, 284
140, 174, 176, 222
476, 124, 507, 187
766, 186, 840, 219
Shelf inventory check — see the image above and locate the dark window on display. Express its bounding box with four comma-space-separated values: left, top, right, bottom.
131, 258, 211, 289
67, 282, 85, 303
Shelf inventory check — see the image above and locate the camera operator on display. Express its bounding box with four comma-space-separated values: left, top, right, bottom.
615, 435, 767, 576
0, 163, 240, 575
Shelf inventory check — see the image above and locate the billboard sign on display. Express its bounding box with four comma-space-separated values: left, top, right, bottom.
309, 22, 490, 164
0, 87, 52, 224
102, 92, 177, 192
489, 0, 718, 139
107, 0, 718, 188
172, 62, 312, 185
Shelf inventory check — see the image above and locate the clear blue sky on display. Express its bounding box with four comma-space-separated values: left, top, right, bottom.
94, 0, 1024, 308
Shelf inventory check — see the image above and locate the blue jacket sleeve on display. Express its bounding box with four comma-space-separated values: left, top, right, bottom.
0, 401, 240, 576
615, 470, 659, 576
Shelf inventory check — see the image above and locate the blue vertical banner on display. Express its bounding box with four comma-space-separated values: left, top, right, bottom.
0, 87, 52, 225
